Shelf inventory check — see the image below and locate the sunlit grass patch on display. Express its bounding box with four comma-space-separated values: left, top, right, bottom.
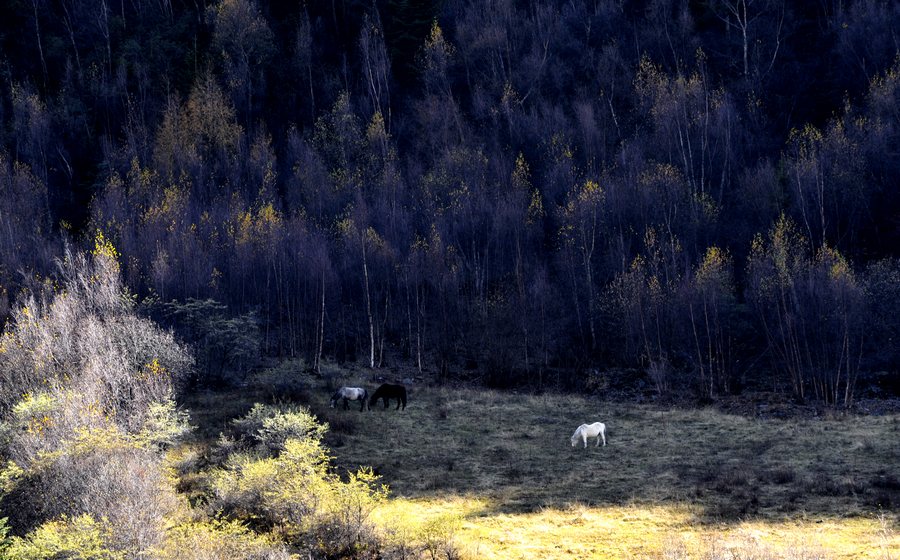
373, 498, 898, 559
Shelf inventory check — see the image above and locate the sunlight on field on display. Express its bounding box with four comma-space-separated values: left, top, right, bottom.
375, 497, 898, 559
303, 381, 900, 560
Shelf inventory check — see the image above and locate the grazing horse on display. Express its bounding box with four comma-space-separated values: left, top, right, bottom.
330, 387, 369, 411
369, 383, 407, 410
570, 422, 606, 448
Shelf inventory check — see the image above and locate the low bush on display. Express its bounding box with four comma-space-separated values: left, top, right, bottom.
1, 427, 179, 553
153, 520, 292, 560
4, 514, 123, 560
211, 405, 388, 557
231, 403, 327, 452
249, 359, 309, 403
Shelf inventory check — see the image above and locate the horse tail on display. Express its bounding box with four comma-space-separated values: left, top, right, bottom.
400, 386, 407, 409
368, 387, 378, 405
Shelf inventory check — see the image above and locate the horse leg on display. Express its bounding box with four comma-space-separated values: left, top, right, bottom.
582, 434, 587, 448
343, 398, 349, 410
395, 399, 400, 410
383, 399, 388, 409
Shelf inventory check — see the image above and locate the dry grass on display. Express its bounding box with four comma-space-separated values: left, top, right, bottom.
311, 384, 900, 558
181, 375, 900, 558
373, 499, 892, 559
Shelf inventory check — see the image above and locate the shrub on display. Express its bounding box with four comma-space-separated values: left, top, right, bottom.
5, 514, 123, 560
212, 406, 387, 556
1, 427, 180, 553
154, 298, 260, 387
154, 520, 292, 560
135, 399, 194, 449
419, 513, 464, 560
0, 246, 193, 558
230, 403, 327, 453
249, 359, 309, 402
0, 246, 193, 437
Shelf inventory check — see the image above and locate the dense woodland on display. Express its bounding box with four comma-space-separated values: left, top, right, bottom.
1, 0, 900, 405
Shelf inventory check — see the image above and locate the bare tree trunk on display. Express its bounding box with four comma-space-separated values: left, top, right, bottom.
580, 221, 597, 351
61, 1, 83, 79
99, 0, 112, 74
362, 242, 375, 369
377, 290, 389, 368
689, 303, 707, 396
415, 283, 424, 373
405, 273, 413, 360
566, 247, 585, 349
315, 270, 325, 374
31, 0, 47, 84
515, 236, 529, 373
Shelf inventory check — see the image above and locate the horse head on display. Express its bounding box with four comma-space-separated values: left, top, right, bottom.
570, 425, 585, 447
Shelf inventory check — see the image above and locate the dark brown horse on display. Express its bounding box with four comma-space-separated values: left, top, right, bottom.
369, 383, 407, 410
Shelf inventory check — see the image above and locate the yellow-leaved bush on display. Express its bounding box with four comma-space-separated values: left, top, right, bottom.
4, 514, 122, 560
211, 404, 388, 558
0, 248, 193, 558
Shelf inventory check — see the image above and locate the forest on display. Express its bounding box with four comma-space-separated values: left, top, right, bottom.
1, 0, 900, 558
2, 1, 900, 406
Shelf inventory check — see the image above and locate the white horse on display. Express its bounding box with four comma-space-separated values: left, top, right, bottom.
570, 422, 607, 448
330, 387, 369, 411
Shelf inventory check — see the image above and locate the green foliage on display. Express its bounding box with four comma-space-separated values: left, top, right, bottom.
0, 461, 24, 498
160, 298, 260, 386
0, 392, 57, 450
135, 399, 194, 449
0, 517, 10, 556
419, 513, 463, 560
154, 520, 291, 560
212, 405, 387, 556
5, 515, 123, 560
231, 403, 327, 452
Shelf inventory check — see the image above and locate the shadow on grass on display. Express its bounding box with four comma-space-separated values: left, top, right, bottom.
313, 386, 900, 525
179, 380, 900, 526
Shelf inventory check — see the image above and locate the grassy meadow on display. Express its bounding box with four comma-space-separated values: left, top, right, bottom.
181, 366, 900, 559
